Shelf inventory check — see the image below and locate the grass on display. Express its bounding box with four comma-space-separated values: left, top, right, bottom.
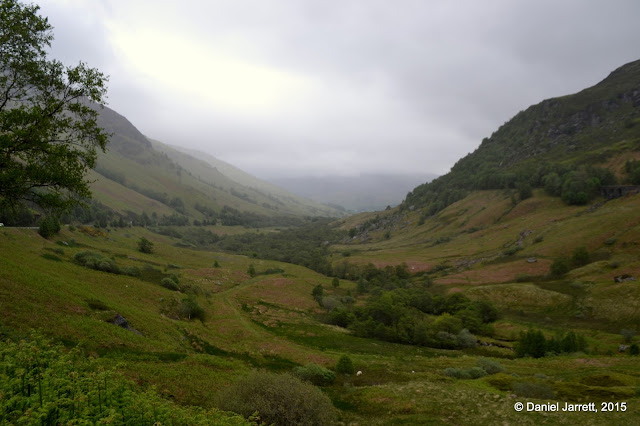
3, 188, 640, 424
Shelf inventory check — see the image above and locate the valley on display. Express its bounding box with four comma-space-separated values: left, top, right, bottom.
2, 2, 640, 423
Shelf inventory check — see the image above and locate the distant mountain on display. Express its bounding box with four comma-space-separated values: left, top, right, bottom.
89, 105, 344, 225
151, 143, 343, 217
270, 173, 437, 212
404, 59, 640, 214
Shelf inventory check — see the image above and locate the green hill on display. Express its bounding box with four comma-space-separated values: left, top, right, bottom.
88, 105, 343, 225
404, 59, 640, 215
150, 141, 343, 217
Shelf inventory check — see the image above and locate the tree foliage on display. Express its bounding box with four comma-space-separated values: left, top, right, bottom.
0, 0, 109, 212
216, 370, 337, 426
0, 332, 248, 425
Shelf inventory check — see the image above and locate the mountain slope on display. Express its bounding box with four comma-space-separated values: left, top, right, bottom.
89, 106, 343, 223
404, 59, 640, 213
150, 142, 343, 217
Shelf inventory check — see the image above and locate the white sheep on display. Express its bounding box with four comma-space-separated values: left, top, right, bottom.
356, 370, 362, 376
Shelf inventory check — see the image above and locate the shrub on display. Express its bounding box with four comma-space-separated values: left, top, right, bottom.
444, 367, 469, 379
571, 246, 590, 267
312, 284, 324, 303
456, 328, 478, 348
38, 216, 60, 239
332, 277, 340, 288
550, 258, 570, 277
213, 259, 221, 268
630, 344, 639, 356
335, 355, 355, 375
467, 367, 488, 379
293, 363, 336, 386
137, 237, 153, 254
518, 182, 533, 200
161, 277, 179, 291
179, 297, 205, 321
444, 367, 486, 380
74, 251, 120, 274
477, 358, 504, 375
247, 264, 256, 277
216, 371, 337, 426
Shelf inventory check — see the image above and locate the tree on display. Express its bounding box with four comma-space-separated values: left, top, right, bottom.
312, 284, 324, 303
550, 258, 570, 277
571, 246, 590, 267
335, 355, 355, 375
332, 277, 340, 288
0, 0, 109, 213
137, 237, 153, 254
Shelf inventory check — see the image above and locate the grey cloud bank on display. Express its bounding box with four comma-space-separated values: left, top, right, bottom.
39, 0, 640, 179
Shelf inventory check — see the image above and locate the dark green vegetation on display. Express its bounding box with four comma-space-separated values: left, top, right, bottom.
0, 0, 108, 212
404, 60, 640, 216
216, 371, 337, 425
0, 332, 248, 425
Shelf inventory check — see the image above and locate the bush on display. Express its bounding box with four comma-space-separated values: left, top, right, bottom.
456, 328, 477, 348
293, 363, 336, 386
161, 277, 179, 291
74, 251, 120, 274
467, 366, 488, 379
477, 358, 504, 375
247, 264, 256, 277
312, 284, 324, 303
630, 344, 639, 356
571, 246, 590, 267
179, 297, 205, 321
550, 258, 570, 277
444, 367, 486, 380
137, 237, 153, 253
335, 355, 355, 375
38, 216, 60, 239
332, 277, 340, 288
216, 370, 337, 426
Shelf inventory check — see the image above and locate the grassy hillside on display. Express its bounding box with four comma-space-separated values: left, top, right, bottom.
2, 209, 640, 424
150, 140, 343, 217
405, 59, 640, 215
88, 106, 342, 224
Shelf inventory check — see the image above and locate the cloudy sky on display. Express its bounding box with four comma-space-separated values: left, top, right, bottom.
38, 0, 640, 179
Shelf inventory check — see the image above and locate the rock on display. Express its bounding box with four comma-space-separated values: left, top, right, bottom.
619, 344, 629, 352
109, 313, 142, 335
614, 275, 636, 283
527, 257, 537, 263
112, 313, 129, 328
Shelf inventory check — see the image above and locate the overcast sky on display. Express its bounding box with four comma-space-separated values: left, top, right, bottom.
38, 0, 640, 179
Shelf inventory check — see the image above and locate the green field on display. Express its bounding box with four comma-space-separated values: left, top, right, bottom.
3, 188, 640, 425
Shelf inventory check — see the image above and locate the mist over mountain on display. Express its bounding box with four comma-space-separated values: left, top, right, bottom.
269, 173, 437, 212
